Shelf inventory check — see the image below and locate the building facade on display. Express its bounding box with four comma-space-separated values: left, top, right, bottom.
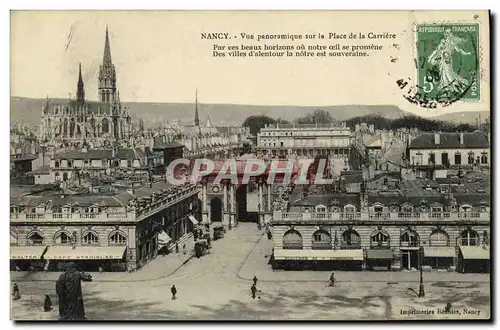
270, 173, 490, 273
10, 183, 201, 272
256, 123, 352, 158
408, 132, 490, 168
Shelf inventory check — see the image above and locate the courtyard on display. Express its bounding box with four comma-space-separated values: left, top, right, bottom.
10, 223, 490, 321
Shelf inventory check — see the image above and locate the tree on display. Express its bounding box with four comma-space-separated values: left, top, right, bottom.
275, 118, 290, 125
296, 109, 334, 124
241, 142, 252, 155
242, 115, 277, 136
139, 119, 145, 132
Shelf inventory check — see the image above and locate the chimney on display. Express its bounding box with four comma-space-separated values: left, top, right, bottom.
434, 133, 440, 145
460, 132, 464, 145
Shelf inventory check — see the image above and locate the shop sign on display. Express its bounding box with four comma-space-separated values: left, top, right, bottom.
11, 255, 39, 260
50, 255, 120, 260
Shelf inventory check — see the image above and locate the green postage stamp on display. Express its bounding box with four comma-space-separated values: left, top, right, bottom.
416, 24, 480, 102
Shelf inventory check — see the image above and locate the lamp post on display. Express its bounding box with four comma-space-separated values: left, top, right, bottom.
257, 203, 262, 230
228, 202, 232, 230
418, 247, 425, 298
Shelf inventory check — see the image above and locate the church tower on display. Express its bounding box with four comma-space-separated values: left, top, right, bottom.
76, 62, 85, 105
98, 26, 117, 103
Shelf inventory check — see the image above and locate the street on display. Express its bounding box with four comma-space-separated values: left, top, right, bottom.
10, 223, 490, 320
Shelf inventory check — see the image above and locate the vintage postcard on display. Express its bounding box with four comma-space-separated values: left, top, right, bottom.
9, 10, 491, 321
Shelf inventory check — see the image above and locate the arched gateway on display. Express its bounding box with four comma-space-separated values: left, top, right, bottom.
199, 159, 300, 229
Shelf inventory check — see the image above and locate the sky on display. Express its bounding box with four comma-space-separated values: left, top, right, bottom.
10, 10, 490, 117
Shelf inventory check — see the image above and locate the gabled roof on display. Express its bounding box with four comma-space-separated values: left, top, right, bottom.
409, 132, 489, 149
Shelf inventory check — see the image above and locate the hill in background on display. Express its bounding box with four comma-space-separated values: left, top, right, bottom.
10, 96, 489, 128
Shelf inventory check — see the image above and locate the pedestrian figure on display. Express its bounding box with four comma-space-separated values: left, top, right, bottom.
44, 294, 52, 312
12, 283, 20, 300
444, 301, 452, 312
175, 242, 179, 253
329, 272, 336, 287
171, 285, 177, 300
182, 244, 187, 255
251, 284, 257, 299
253, 276, 258, 286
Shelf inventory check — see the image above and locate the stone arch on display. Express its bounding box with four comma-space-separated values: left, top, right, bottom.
63, 118, 68, 135
27, 230, 44, 245
69, 118, 76, 137
82, 229, 100, 245
283, 229, 303, 250
341, 229, 361, 248
102, 118, 110, 134
109, 230, 127, 245
401, 229, 419, 247
311, 229, 331, 250
370, 229, 390, 246
53, 229, 72, 245
429, 228, 450, 246
459, 228, 480, 246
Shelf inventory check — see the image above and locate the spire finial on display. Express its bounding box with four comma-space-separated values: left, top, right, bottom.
103, 26, 112, 66
194, 89, 200, 127
77, 62, 85, 104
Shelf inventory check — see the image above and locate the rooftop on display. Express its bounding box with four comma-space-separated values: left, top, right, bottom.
409, 131, 489, 149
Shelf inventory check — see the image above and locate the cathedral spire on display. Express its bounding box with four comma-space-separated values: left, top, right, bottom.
103, 25, 112, 67
194, 89, 200, 127
98, 26, 117, 103
76, 62, 85, 104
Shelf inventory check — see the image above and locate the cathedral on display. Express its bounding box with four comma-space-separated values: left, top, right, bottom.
39, 27, 131, 147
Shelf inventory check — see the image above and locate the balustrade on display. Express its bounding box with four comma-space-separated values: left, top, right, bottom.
276, 211, 490, 223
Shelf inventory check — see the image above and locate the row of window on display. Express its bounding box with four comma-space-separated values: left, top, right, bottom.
23, 230, 127, 246
260, 131, 349, 136
413, 152, 488, 165
282, 228, 488, 249
311, 203, 482, 213
54, 160, 135, 168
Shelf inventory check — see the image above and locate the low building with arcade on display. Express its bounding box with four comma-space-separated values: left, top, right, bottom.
270, 170, 490, 273
10, 181, 201, 272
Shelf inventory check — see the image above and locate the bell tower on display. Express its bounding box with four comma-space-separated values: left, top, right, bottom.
98, 26, 117, 103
